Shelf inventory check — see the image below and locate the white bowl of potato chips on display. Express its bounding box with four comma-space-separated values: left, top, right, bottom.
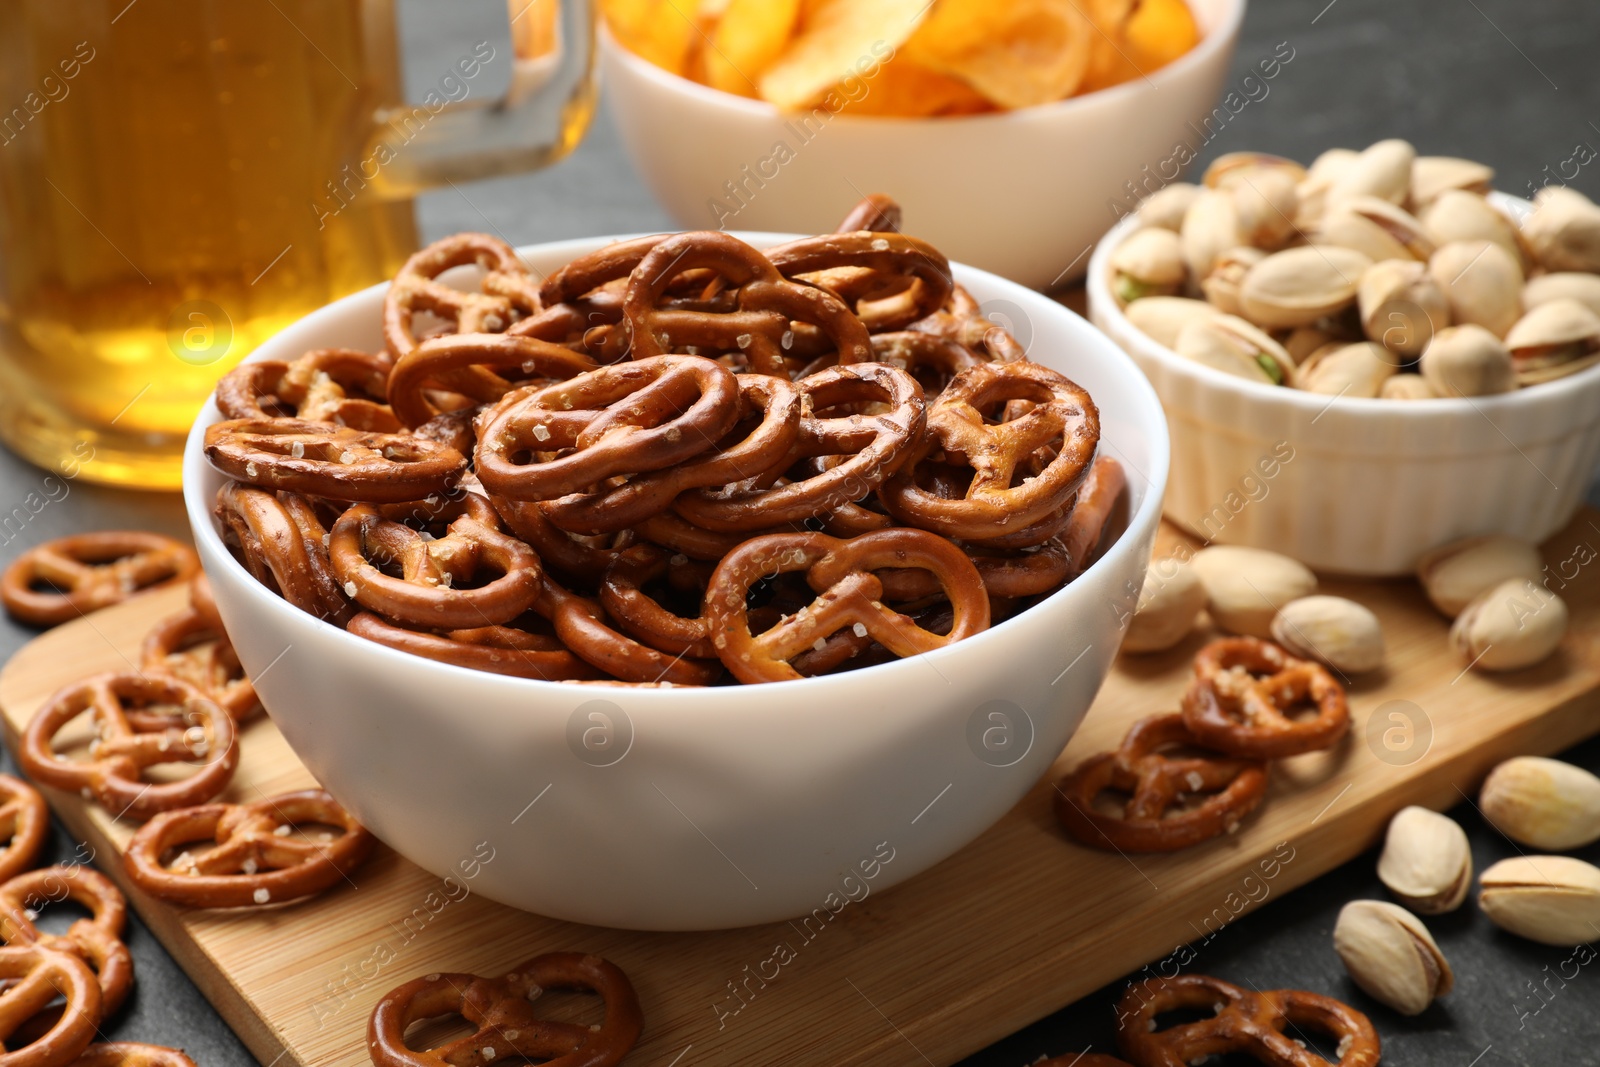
601, 0, 1246, 289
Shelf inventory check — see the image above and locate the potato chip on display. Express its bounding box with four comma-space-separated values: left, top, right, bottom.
1125, 0, 1200, 69
602, 0, 699, 76
832, 56, 993, 118
757, 0, 932, 113
704, 0, 802, 97
905, 0, 1092, 111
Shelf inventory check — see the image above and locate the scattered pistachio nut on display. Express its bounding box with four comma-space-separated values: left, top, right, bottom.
1502, 297, 1600, 385
1270, 595, 1385, 673
1449, 577, 1567, 671
1416, 534, 1543, 617
1358, 259, 1449, 357
1190, 545, 1318, 638
1205, 151, 1309, 190
1328, 138, 1415, 208
1315, 196, 1434, 263
1429, 239, 1524, 338
1480, 756, 1600, 851
1409, 155, 1494, 209
1298, 341, 1397, 398
1137, 182, 1202, 232
1479, 855, 1600, 946
1199, 246, 1267, 317
1521, 185, 1600, 273
1123, 559, 1206, 653
1333, 900, 1454, 1015
1418, 324, 1517, 398
1238, 245, 1373, 329
1174, 314, 1296, 386
1230, 169, 1300, 250
1181, 188, 1244, 279
1418, 190, 1524, 266
1523, 271, 1600, 319
1111, 226, 1187, 303
1125, 296, 1222, 349
1376, 806, 1472, 914
1379, 374, 1436, 400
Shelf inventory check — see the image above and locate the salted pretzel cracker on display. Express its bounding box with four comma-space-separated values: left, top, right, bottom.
1182, 638, 1350, 759
19, 673, 239, 822
123, 790, 374, 908
624, 230, 873, 377
911, 281, 1027, 362
538, 577, 720, 686
329, 498, 542, 628
882, 360, 1100, 540
704, 529, 990, 684
0, 944, 101, 1067
490, 497, 636, 587
1, 533, 199, 629
347, 613, 606, 681
476, 355, 741, 501
215, 483, 353, 625
205, 418, 466, 504
140, 609, 259, 720
673, 362, 926, 533
766, 231, 954, 332
0, 777, 48, 885
600, 545, 717, 659
1116, 974, 1380, 1067
0, 867, 132, 1015
384, 233, 541, 359
835, 193, 903, 234
1054, 714, 1267, 853
67, 1045, 199, 1067
386, 332, 598, 429
368, 951, 643, 1067
215, 348, 399, 431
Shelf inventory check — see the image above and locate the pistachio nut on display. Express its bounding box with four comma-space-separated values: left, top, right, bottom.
1181, 188, 1244, 279
1238, 246, 1374, 329
1137, 182, 1202, 232
1523, 271, 1600, 319
1125, 295, 1222, 349
1449, 577, 1567, 672
1200, 246, 1267, 317
1416, 535, 1543, 617
1358, 259, 1450, 357
1481, 756, 1600, 851
1428, 240, 1525, 338
1503, 298, 1600, 385
1315, 196, 1435, 263
1479, 855, 1600, 946
1269, 595, 1385, 673
1419, 190, 1524, 267
1409, 155, 1494, 209
1175, 314, 1297, 387
1123, 558, 1206, 653
1328, 138, 1416, 208
1231, 169, 1300, 250
1307, 147, 1360, 185
1297, 342, 1397, 398
1284, 326, 1336, 365
1296, 148, 1359, 226
1522, 185, 1600, 273
1190, 545, 1318, 638
1333, 901, 1454, 1016
1418, 324, 1517, 397
1111, 226, 1188, 303
1379, 374, 1437, 400
1376, 806, 1472, 915
1204, 151, 1309, 190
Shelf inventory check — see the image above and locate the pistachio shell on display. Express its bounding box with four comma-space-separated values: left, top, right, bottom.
1449, 578, 1567, 671
1123, 559, 1206, 653
1329, 139, 1416, 208
1524, 271, 1600, 318
1284, 326, 1335, 365
1333, 900, 1453, 1016
1137, 182, 1202, 232
1380, 374, 1437, 400
1480, 855, 1600, 946
1316, 196, 1435, 263
1358, 259, 1450, 357
1204, 152, 1309, 189
1377, 806, 1472, 914
1200, 246, 1267, 317
1419, 190, 1524, 266
1416, 534, 1543, 617
1190, 545, 1317, 638
1238, 246, 1373, 329
1418, 324, 1517, 397
1503, 298, 1600, 385
1428, 240, 1525, 338
1307, 147, 1360, 184
1125, 296, 1223, 349
1231, 169, 1300, 250
1270, 595, 1385, 673
1181, 189, 1244, 279
1481, 756, 1600, 851
1174, 314, 1297, 387
1522, 185, 1600, 273
1410, 155, 1495, 209
1297, 342, 1397, 398
1112, 227, 1187, 301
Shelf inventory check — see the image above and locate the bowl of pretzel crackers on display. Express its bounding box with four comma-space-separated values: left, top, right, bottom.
180, 198, 1168, 929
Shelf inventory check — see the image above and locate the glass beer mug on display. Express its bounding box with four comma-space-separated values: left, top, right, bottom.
0, 0, 595, 488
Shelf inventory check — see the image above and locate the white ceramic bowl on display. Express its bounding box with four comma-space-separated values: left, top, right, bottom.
182, 234, 1169, 931
601, 0, 1245, 289
1086, 196, 1600, 577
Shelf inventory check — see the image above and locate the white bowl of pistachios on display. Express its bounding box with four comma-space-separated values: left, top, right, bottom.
1087, 140, 1600, 576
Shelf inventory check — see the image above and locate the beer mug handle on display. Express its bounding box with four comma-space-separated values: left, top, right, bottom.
365, 0, 597, 198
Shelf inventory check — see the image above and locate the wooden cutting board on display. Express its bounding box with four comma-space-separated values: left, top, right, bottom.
3, 511, 1599, 1067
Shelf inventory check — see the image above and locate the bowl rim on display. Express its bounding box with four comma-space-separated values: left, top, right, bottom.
1085, 191, 1600, 418
598, 0, 1248, 127
183, 231, 1171, 702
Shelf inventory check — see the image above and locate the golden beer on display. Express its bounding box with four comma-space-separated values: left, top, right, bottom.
0, 0, 594, 488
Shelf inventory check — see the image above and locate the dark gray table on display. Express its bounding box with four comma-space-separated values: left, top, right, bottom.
3, 0, 1599, 1061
